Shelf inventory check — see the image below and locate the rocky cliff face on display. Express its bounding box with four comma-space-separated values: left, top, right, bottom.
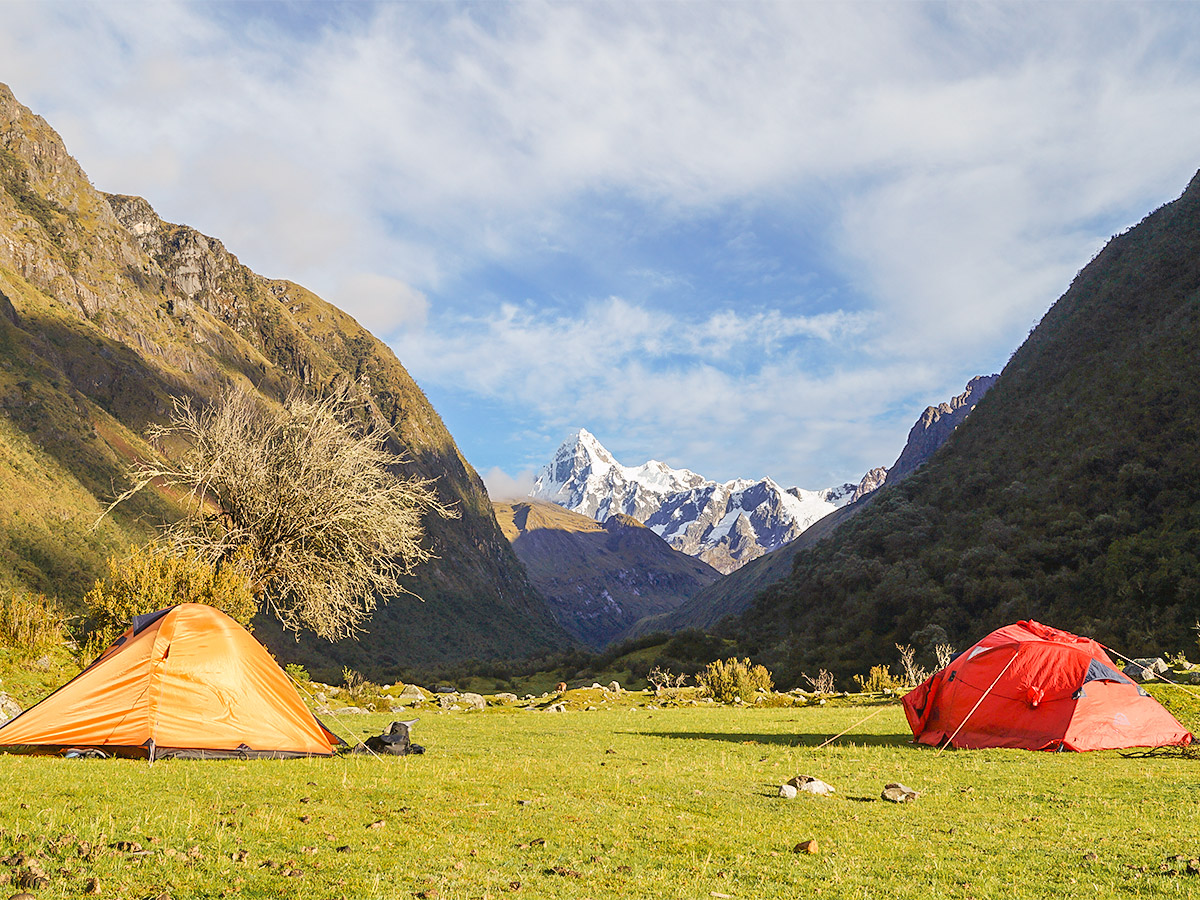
0, 82, 572, 673
531, 429, 856, 573
851, 375, 998, 501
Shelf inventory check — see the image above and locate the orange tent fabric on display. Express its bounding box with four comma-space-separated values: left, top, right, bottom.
902, 620, 1192, 751
0, 604, 341, 759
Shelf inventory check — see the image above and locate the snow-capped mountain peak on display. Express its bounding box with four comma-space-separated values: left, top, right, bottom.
531, 429, 857, 573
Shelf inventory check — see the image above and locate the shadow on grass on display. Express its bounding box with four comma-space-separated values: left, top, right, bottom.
623, 731, 916, 748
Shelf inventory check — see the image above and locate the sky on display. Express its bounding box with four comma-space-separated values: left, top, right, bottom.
2, 1, 1199, 494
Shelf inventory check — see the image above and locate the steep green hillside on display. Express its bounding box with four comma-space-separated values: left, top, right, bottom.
0, 83, 572, 671
495, 500, 720, 649
728, 169, 1200, 686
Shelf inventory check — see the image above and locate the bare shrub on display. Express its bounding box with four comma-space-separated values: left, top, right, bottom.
801, 669, 836, 695
647, 665, 689, 694
896, 643, 929, 688
934, 643, 956, 670
104, 388, 454, 640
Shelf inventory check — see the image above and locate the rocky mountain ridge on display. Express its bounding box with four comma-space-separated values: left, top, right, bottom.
531, 429, 856, 573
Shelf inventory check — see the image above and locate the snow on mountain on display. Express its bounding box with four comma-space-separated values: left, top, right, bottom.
530, 429, 857, 574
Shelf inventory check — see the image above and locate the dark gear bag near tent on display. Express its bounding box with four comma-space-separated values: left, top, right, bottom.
0, 604, 342, 760
902, 620, 1193, 752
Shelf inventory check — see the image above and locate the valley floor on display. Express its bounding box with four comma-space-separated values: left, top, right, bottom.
1, 698, 1198, 898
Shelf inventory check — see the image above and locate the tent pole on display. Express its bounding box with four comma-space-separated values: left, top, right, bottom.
937, 648, 1021, 755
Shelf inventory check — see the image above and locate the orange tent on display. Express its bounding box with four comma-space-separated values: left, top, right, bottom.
0, 604, 341, 759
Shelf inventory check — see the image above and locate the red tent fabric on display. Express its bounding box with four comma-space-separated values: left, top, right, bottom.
902, 620, 1192, 751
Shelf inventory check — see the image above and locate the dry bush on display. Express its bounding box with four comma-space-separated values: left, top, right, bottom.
106, 388, 454, 640
935, 643, 956, 670
802, 669, 836, 694
647, 665, 689, 693
697, 657, 774, 703
896, 643, 929, 687
0, 591, 67, 655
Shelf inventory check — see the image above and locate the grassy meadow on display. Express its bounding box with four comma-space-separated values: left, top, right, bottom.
2, 688, 1200, 900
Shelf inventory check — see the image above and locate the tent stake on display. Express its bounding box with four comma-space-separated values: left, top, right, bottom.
937, 648, 1021, 755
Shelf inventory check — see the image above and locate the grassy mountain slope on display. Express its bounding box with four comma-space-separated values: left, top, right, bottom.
0, 83, 572, 673
727, 169, 1200, 686
494, 500, 721, 649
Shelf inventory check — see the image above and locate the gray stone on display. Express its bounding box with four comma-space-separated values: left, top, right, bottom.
492, 692, 519, 703
396, 684, 428, 702
545, 702, 567, 713
1125, 658, 1169, 682
0, 691, 21, 725
437, 694, 460, 709
459, 692, 486, 711
608, 681, 621, 693
788, 775, 835, 795
778, 784, 798, 799
881, 782, 919, 803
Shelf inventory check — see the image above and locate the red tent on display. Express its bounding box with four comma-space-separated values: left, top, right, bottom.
902, 620, 1192, 751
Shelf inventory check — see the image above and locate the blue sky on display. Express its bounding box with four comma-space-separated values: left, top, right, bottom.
3, 2, 1200, 492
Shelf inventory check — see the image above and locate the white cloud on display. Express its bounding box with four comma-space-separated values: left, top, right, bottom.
2, 1, 1199, 485
334, 274, 429, 338
482, 467, 538, 502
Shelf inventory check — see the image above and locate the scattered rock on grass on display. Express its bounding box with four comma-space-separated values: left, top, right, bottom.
788, 775, 835, 795
778, 784, 798, 799
1125, 658, 1169, 682
0, 693, 20, 725
881, 783, 919, 803
793, 840, 819, 854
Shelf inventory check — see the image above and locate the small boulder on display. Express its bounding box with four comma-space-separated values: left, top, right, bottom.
437, 694, 461, 710
778, 784, 798, 799
1125, 658, 1169, 682
545, 702, 567, 713
396, 684, 428, 702
608, 681, 621, 693
492, 692, 519, 704
881, 782, 919, 803
794, 839, 819, 854
459, 692, 486, 711
788, 775, 835, 796
0, 692, 21, 725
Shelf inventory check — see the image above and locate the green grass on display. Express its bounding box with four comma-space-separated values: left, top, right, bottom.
2, 693, 1199, 899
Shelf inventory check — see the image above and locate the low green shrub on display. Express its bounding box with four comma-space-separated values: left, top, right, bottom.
697, 657, 774, 703
854, 664, 901, 693
82, 542, 257, 649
